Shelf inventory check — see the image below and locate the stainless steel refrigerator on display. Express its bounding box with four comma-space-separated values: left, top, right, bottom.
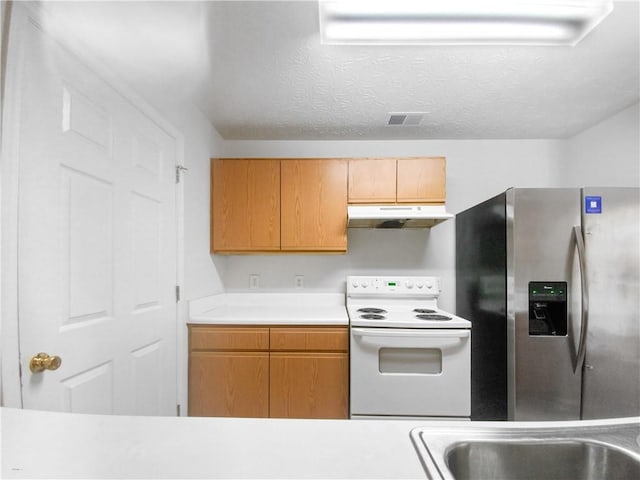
456, 187, 639, 421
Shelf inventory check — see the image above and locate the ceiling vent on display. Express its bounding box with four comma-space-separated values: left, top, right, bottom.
387, 112, 426, 126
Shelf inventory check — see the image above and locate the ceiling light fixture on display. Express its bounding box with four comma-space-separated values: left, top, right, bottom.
319, 0, 614, 46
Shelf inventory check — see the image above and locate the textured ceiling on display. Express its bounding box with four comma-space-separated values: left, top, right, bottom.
203, 0, 639, 140
39, 1, 640, 141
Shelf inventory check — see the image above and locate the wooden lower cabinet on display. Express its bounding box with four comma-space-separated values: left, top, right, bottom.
270, 352, 348, 419
189, 351, 269, 417
188, 324, 349, 419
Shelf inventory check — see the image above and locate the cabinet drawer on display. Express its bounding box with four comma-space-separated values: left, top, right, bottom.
189, 326, 269, 351
270, 327, 348, 352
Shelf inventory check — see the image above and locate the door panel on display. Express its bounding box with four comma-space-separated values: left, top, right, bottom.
62, 167, 114, 326
60, 362, 114, 415
131, 193, 161, 310
581, 187, 640, 419
16, 18, 177, 415
510, 188, 582, 421
131, 341, 164, 416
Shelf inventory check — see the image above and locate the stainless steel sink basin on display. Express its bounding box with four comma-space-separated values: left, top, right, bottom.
446, 439, 640, 480
410, 418, 640, 480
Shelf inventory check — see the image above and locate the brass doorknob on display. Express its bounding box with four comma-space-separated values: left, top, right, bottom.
30, 352, 62, 373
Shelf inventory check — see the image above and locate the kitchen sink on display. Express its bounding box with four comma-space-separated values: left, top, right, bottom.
446, 439, 640, 480
410, 418, 640, 480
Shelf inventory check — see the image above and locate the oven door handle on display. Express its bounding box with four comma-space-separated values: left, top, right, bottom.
351, 328, 470, 339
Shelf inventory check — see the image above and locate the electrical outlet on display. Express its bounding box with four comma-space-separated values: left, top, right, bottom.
295, 275, 304, 289
249, 274, 260, 289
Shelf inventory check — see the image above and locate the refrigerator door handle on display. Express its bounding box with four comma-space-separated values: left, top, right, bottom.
573, 225, 589, 374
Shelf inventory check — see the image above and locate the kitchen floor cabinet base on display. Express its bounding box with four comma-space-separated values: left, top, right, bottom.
188, 324, 349, 419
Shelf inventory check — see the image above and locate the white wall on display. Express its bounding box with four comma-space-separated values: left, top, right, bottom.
214, 105, 639, 312
560, 102, 640, 187
215, 139, 563, 312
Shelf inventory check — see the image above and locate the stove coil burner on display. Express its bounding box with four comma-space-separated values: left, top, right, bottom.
413, 308, 437, 314
360, 314, 386, 320
357, 308, 387, 314
416, 314, 452, 321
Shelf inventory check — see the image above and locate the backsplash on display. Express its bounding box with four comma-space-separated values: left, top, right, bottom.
220, 224, 457, 312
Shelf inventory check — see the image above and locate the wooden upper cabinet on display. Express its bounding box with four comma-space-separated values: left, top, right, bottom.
348, 157, 446, 204
211, 158, 280, 253
348, 158, 397, 203
396, 157, 446, 203
281, 159, 348, 252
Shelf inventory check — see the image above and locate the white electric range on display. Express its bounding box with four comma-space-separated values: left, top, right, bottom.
347, 275, 471, 420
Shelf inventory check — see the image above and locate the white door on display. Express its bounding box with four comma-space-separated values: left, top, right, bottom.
15, 16, 177, 415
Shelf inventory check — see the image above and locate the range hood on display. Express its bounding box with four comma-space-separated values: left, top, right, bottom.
347, 205, 453, 229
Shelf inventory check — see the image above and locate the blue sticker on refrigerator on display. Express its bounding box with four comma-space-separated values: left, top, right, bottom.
585, 196, 602, 214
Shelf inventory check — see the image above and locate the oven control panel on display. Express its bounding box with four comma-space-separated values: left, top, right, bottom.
347, 275, 441, 295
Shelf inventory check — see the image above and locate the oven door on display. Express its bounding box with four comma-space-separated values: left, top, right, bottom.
350, 327, 471, 418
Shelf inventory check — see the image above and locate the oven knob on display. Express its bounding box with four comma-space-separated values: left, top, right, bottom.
361, 280, 369, 288
425, 280, 433, 290
416, 280, 424, 289
351, 280, 359, 288
405, 280, 414, 289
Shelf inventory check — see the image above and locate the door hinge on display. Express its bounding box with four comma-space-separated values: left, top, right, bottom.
175, 285, 181, 302
175, 165, 188, 183
177, 404, 181, 416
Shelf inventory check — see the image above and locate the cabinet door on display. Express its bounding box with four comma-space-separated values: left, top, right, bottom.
270, 352, 349, 419
211, 158, 280, 252
396, 157, 446, 203
348, 158, 397, 203
189, 351, 269, 417
281, 159, 348, 252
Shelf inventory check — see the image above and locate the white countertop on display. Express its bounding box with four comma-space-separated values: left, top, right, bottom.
189, 293, 349, 325
1, 407, 425, 479
3, 408, 637, 479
